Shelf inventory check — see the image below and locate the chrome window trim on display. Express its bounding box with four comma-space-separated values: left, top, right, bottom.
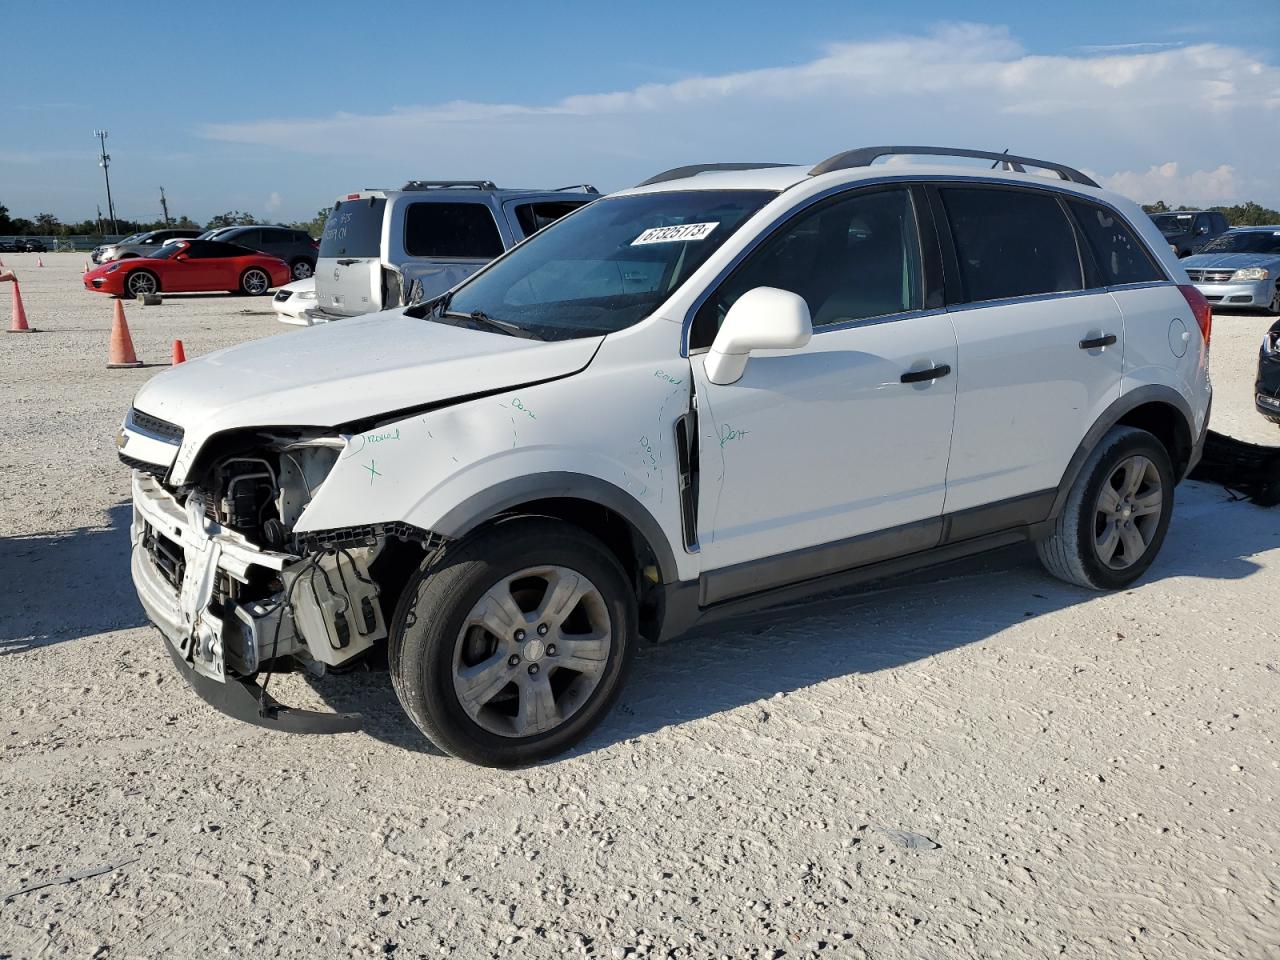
679, 172, 1169, 356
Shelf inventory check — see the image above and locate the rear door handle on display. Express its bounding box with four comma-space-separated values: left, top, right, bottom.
1079, 334, 1118, 350
336, 258, 359, 266
900, 364, 951, 384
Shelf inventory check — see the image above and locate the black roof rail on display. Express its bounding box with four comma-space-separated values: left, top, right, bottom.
808, 146, 1099, 187
636, 162, 793, 188
554, 184, 600, 194
401, 180, 498, 191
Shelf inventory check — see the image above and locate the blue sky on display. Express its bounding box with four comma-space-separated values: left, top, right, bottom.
3, 0, 1277, 225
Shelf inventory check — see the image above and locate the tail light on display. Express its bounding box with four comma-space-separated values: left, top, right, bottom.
1178, 284, 1212, 349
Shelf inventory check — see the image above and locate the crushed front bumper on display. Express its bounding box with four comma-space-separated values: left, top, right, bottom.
130, 471, 362, 734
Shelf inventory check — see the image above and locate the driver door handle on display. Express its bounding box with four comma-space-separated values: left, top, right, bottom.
1079, 333, 1117, 350
900, 364, 951, 384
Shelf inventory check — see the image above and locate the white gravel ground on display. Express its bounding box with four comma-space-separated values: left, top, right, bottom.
1, 254, 1278, 959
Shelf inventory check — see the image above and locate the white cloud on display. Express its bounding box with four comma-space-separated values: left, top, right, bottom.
197, 22, 1280, 206
265, 191, 283, 212
1100, 162, 1240, 207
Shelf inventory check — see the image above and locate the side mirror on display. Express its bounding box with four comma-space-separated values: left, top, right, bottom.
174, 253, 188, 261
704, 287, 812, 385
1196, 226, 1210, 236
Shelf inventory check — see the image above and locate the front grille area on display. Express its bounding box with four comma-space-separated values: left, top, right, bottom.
129, 408, 185, 443
1186, 269, 1234, 283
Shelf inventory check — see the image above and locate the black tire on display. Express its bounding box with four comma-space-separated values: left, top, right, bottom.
238, 267, 271, 296
289, 258, 315, 281
124, 269, 160, 297
1036, 426, 1175, 590
389, 517, 636, 766
1266, 281, 1280, 317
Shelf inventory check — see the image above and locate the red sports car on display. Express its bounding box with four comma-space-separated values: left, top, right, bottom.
83, 239, 290, 298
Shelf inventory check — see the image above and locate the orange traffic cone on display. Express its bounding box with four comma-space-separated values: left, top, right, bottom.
36, 257, 44, 268
107, 300, 143, 368
7, 281, 32, 333
171, 339, 186, 365
84, 260, 90, 273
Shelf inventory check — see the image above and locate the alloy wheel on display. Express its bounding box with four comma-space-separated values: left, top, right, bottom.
243, 269, 269, 295
126, 271, 156, 296
292, 260, 314, 280
1093, 455, 1163, 570
451, 565, 612, 738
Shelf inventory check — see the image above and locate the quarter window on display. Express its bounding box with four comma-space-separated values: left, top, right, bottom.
404, 202, 504, 259
691, 188, 924, 347
1068, 201, 1163, 286
940, 187, 1083, 303
513, 201, 589, 238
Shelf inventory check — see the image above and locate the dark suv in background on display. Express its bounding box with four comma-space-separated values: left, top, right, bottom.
1151, 210, 1229, 258
200, 225, 318, 280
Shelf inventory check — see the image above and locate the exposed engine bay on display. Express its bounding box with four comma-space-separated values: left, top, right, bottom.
133, 432, 432, 687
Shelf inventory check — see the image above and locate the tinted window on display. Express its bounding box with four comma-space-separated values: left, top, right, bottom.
261, 228, 290, 244
404, 202, 504, 258
941, 188, 1082, 302
692, 188, 923, 347
1068, 201, 1162, 286
320, 198, 386, 258
513, 201, 589, 238
231, 229, 263, 247
1200, 231, 1280, 255
183, 240, 252, 259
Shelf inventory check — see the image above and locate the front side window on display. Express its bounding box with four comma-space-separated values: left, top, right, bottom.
513, 201, 590, 238
941, 187, 1083, 303
1068, 200, 1163, 286
691, 188, 924, 348
1152, 213, 1194, 238
404, 202, 504, 259
439, 190, 774, 341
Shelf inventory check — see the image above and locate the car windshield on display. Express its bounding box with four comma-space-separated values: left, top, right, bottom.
117, 233, 145, 244
1151, 213, 1195, 237
1199, 231, 1280, 255
144, 244, 184, 260
437, 190, 775, 340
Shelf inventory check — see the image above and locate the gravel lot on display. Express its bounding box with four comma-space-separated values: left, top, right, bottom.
2, 253, 1278, 959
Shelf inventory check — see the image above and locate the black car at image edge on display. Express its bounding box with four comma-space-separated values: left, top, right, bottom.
1258, 319, 1280, 424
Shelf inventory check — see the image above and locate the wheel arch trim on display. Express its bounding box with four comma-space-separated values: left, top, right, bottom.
431, 472, 681, 586
1050, 385, 1196, 520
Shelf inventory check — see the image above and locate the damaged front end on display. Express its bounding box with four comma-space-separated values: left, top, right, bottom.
127, 425, 440, 733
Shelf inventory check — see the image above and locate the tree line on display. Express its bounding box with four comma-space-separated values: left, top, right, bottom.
1141, 200, 1280, 226
0, 202, 331, 238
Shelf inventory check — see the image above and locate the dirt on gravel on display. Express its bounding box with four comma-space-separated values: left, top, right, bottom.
2, 254, 1278, 959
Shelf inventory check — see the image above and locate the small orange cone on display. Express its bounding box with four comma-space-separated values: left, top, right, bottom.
84, 260, 90, 273
172, 339, 186, 365
107, 300, 143, 368
36, 257, 44, 268
7, 281, 32, 333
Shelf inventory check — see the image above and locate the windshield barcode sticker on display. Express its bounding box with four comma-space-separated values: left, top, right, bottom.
632, 222, 718, 245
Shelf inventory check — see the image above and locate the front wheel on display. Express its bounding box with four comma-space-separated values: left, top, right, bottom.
124, 269, 159, 297
239, 267, 271, 296
1266, 281, 1280, 317
389, 518, 636, 766
1036, 426, 1175, 590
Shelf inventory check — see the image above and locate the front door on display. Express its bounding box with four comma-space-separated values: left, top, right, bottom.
688, 186, 959, 602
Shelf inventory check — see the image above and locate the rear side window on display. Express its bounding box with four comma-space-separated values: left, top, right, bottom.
404, 202, 504, 258
232, 229, 263, 247
1068, 201, 1163, 286
941, 188, 1083, 303
183, 240, 245, 259
320, 198, 387, 258
513, 201, 589, 238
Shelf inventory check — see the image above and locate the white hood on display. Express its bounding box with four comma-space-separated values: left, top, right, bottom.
132, 309, 602, 484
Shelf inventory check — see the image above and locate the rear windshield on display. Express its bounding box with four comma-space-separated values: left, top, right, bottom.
1151, 213, 1195, 237
320, 198, 387, 258
1199, 231, 1280, 255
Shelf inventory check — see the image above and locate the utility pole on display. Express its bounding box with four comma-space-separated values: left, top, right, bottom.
96, 205, 104, 236
93, 129, 118, 234
159, 186, 171, 226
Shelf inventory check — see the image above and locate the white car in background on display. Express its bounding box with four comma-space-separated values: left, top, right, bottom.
272, 277, 319, 325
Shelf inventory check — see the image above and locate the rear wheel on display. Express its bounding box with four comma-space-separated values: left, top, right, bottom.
239, 267, 271, 296
124, 269, 159, 297
290, 258, 314, 281
1037, 426, 1175, 590
389, 517, 636, 766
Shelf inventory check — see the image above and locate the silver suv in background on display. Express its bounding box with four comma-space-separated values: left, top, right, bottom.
92, 228, 203, 264
312, 180, 597, 321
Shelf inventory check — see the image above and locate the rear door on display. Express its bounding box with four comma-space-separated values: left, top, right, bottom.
317, 196, 387, 317
392, 198, 509, 305
933, 184, 1124, 514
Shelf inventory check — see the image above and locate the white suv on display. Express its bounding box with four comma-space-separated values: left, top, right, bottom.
118, 146, 1212, 766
